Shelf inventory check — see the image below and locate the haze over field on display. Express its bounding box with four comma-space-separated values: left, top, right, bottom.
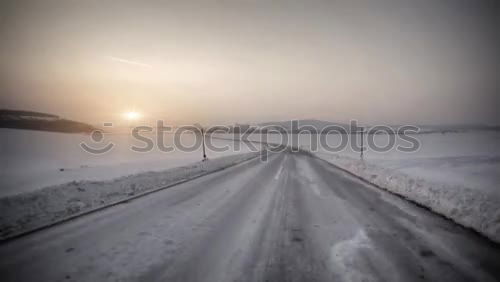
1, 0, 499, 126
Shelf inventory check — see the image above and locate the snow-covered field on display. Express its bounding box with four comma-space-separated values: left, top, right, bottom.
314, 132, 500, 195
0, 129, 259, 197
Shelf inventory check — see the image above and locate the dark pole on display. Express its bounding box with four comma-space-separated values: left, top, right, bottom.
360, 127, 364, 160
201, 127, 207, 161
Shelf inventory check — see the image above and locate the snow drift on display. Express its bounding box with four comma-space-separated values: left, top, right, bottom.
0, 152, 260, 241
315, 154, 500, 243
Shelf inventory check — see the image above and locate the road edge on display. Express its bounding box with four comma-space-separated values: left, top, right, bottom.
306, 151, 500, 246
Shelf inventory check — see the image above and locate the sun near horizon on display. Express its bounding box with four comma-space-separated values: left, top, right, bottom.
123, 111, 142, 121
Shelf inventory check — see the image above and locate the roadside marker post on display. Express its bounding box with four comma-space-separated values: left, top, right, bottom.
201, 127, 207, 162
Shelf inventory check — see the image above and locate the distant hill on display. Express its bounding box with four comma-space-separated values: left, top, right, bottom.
415, 124, 500, 134
202, 119, 354, 134
258, 119, 353, 133
254, 119, 500, 134
0, 109, 98, 133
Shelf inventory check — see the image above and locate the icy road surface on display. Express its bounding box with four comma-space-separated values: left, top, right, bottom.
1, 152, 499, 282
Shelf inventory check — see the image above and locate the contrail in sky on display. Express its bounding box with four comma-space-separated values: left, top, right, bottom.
106, 56, 152, 68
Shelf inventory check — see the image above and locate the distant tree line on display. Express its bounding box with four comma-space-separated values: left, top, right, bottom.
0, 109, 97, 133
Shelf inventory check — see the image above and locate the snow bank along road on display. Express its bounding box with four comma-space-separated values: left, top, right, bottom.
1, 151, 499, 282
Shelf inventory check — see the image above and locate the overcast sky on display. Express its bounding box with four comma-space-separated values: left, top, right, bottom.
1, 0, 498, 125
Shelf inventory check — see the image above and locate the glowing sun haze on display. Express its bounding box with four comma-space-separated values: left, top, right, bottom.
0, 0, 498, 125
124, 111, 142, 121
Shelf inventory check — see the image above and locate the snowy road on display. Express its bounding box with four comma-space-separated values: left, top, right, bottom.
1, 152, 499, 282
